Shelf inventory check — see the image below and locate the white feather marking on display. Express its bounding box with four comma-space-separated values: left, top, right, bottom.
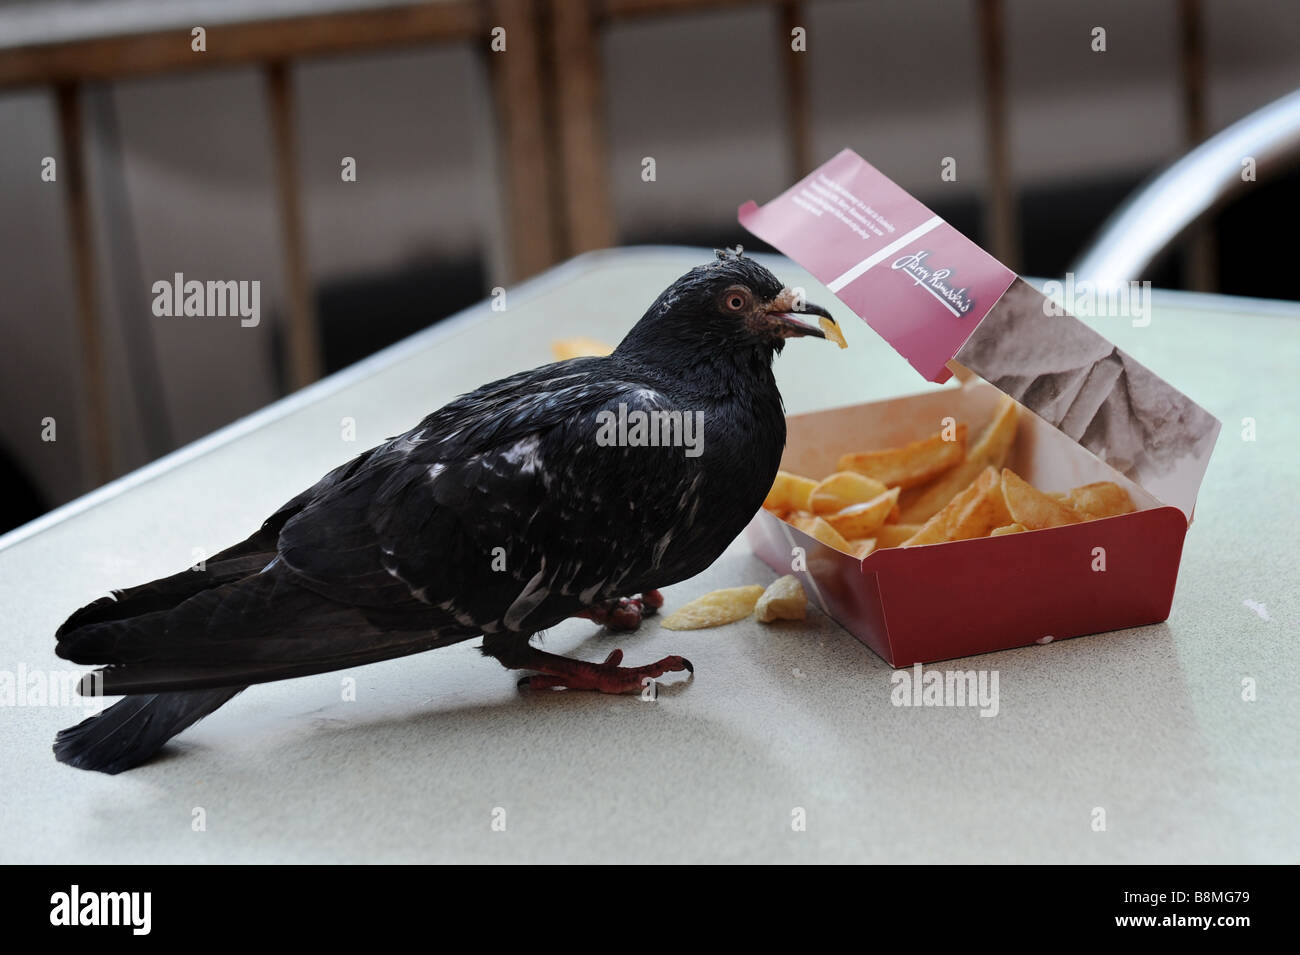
382, 554, 431, 604
651, 529, 674, 567
579, 577, 606, 605
500, 435, 542, 475
392, 429, 427, 454
504, 559, 549, 629
633, 387, 666, 407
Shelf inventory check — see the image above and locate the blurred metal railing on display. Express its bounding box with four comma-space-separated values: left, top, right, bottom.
0, 0, 1214, 488
1072, 87, 1300, 289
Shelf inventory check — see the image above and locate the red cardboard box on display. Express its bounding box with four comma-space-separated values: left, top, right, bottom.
738, 149, 1220, 667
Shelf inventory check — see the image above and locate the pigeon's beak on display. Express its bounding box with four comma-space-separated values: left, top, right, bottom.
767, 304, 829, 339
762, 288, 840, 342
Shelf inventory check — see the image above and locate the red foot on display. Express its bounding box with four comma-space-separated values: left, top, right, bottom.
518, 648, 693, 693
574, 590, 664, 631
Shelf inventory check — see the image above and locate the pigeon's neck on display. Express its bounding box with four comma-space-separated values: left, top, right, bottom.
620, 340, 782, 407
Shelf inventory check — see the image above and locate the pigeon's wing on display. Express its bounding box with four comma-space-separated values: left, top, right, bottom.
65, 360, 661, 693
276, 363, 707, 632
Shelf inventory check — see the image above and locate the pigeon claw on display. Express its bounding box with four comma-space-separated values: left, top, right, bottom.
517, 651, 693, 694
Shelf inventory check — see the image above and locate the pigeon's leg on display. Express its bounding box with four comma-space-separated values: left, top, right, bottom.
481, 633, 691, 694
573, 589, 663, 631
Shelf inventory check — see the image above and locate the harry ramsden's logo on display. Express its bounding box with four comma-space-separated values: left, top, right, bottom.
890, 250, 975, 317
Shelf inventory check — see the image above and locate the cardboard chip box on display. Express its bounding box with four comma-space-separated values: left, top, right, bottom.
738, 148, 1220, 667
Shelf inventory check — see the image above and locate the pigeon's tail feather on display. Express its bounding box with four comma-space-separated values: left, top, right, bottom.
57, 548, 481, 696
53, 686, 244, 775
56, 539, 275, 646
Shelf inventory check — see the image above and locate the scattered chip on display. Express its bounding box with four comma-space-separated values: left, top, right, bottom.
1001, 469, 1083, 529
837, 425, 967, 489
754, 575, 808, 622
810, 471, 889, 514
825, 487, 900, 540
661, 585, 765, 630
1062, 481, 1136, 520
990, 523, 1027, 536
899, 397, 1019, 524
550, 337, 614, 361
764, 470, 819, 512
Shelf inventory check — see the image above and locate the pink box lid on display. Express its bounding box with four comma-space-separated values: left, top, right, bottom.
739, 148, 1220, 518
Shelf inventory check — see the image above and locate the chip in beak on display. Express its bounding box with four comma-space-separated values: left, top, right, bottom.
764, 290, 846, 347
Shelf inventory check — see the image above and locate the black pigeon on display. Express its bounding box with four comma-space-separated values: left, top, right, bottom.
53, 250, 838, 773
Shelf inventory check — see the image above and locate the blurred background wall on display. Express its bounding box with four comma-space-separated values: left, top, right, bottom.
2, 0, 1299, 532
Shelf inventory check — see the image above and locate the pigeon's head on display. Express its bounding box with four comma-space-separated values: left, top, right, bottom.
618, 248, 839, 362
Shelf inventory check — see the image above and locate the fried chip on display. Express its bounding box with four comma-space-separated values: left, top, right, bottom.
850, 538, 878, 559
550, 336, 614, 360
1062, 481, 1136, 520
824, 487, 900, 540
754, 575, 808, 622
787, 509, 816, 531
902, 466, 1010, 546
771, 390, 1142, 553
1001, 469, 1083, 529
819, 316, 848, 349
899, 397, 1019, 524
796, 515, 854, 554
875, 523, 923, 548
810, 471, 889, 514
837, 425, 968, 489
764, 470, 818, 512
661, 585, 766, 630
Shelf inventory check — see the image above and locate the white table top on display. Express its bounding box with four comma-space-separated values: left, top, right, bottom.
1, 247, 1296, 863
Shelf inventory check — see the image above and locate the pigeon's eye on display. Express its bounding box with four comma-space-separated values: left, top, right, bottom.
723, 289, 750, 312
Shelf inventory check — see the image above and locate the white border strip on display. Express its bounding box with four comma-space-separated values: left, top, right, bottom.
826, 215, 944, 293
